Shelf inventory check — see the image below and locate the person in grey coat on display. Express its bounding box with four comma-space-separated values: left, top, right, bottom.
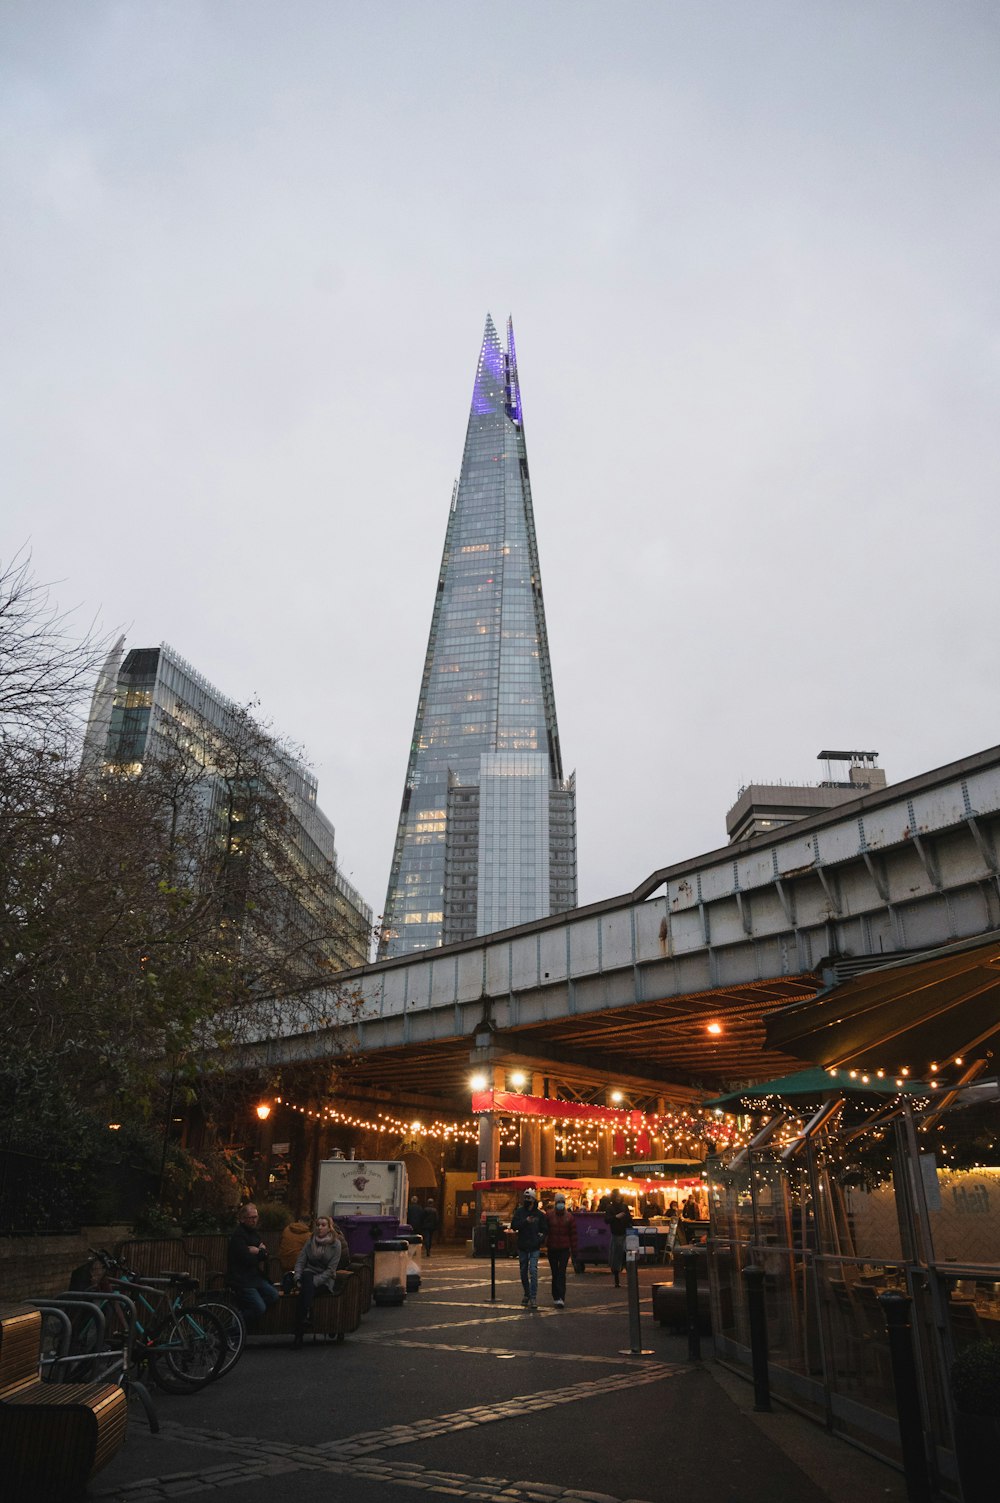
293, 1215, 341, 1323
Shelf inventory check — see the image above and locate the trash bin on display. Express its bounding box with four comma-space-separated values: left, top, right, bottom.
339, 1215, 400, 1257
401, 1233, 423, 1291
372, 1239, 408, 1306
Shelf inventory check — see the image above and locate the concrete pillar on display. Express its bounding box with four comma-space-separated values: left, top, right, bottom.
597, 1128, 613, 1178
519, 1119, 540, 1176
540, 1121, 556, 1176
478, 1114, 499, 1182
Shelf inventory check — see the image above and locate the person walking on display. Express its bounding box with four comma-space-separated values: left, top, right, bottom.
407, 1195, 425, 1238
421, 1197, 439, 1256
511, 1187, 547, 1309
604, 1187, 633, 1288
544, 1192, 577, 1307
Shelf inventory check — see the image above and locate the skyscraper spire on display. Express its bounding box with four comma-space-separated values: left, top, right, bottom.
379, 316, 576, 958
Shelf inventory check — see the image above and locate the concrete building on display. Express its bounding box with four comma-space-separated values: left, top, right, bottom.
726, 749, 887, 843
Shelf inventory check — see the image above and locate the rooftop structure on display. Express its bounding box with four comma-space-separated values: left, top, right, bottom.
726, 750, 887, 844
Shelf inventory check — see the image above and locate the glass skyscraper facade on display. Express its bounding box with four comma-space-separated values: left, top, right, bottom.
83, 640, 373, 970
380, 316, 576, 959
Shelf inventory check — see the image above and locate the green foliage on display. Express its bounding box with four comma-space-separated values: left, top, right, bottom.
158, 1139, 249, 1231
257, 1199, 293, 1233
952, 1341, 1000, 1417
132, 1201, 183, 1238
0, 555, 366, 1231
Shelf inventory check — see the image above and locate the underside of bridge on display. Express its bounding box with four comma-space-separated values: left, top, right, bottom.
326, 972, 818, 1114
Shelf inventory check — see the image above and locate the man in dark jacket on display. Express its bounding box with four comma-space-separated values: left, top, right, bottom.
227, 1203, 280, 1320
407, 1195, 425, 1234
604, 1188, 633, 1288
420, 1198, 439, 1256
510, 1188, 547, 1309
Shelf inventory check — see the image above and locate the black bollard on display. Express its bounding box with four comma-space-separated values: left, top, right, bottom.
683, 1248, 701, 1362
877, 1292, 931, 1503
626, 1249, 642, 1353
489, 1245, 497, 1302
743, 1264, 771, 1412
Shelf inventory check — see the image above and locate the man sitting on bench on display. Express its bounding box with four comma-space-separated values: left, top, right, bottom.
228, 1203, 280, 1321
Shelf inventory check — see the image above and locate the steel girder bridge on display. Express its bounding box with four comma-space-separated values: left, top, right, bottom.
257, 743, 1000, 1117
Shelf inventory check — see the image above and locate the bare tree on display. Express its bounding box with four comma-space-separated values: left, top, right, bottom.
0, 548, 109, 741
0, 558, 366, 1211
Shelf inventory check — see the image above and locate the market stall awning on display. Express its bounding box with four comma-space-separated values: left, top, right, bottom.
763, 932, 1000, 1078
472, 1176, 581, 1192
702, 1066, 927, 1111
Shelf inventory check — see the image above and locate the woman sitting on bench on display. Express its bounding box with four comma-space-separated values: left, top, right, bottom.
293, 1216, 342, 1325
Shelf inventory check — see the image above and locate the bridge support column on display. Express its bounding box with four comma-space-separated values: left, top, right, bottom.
520, 1119, 541, 1176
540, 1121, 555, 1176
518, 1073, 544, 1178
597, 1128, 613, 1178
478, 1114, 499, 1182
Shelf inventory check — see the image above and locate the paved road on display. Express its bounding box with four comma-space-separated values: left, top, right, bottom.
93, 1252, 906, 1503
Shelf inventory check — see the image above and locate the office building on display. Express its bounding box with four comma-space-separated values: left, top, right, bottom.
726, 750, 888, 843
83, 640, 372, 970
380, 316, 576, 958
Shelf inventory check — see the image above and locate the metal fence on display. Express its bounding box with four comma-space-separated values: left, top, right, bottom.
706, 1099, 1000, 1498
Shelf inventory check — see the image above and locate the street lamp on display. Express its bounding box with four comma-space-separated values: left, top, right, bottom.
255, 1103, 271, 1121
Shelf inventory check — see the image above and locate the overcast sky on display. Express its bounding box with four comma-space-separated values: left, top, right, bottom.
3, 2, 998, 923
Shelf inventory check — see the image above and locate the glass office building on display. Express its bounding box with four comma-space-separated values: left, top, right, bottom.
83, 640, 373, 970
380, 316, 576, 959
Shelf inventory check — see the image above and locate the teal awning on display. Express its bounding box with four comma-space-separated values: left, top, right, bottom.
702, 1066, 927, 1111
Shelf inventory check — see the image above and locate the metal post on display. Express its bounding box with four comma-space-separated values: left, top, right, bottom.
743, 1264, 771, 1411
683, 1248, 701, 1362
627, 1246, 642, 1353
618, 1230, 653, 1356
489, 1246, 496, 1302
878, 1292, 931, 1503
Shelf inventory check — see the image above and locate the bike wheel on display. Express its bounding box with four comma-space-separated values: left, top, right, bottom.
195, 1297, 246, 1380
59, 1303, 104, 1382
148, 1306, 227, 1393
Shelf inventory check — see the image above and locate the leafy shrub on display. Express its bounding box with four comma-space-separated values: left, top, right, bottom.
257, 1199, 293, 1233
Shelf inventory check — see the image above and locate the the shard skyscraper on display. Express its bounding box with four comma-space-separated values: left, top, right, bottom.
379, 316, 576, 959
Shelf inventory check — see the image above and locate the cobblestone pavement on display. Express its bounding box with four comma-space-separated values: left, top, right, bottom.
92, 1253, 907, 1503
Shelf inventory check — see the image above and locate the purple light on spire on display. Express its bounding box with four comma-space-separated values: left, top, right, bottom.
471, 314, 505, 416
506, 315, 522, 425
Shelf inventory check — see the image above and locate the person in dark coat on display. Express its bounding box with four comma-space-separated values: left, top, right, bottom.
510, 1188, 547, 1308
407, 1196, 425, 1236
543, 1193, 577, 1307
420, 1198, 439, 1256
227, 1203, 280, 1320
604, 1188, 633, 1288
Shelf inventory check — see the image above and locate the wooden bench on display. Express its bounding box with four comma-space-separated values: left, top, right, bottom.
233, 1268, 361, 1346
0, 1303, 128, 1501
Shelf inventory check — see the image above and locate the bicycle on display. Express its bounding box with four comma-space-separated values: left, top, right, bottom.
71, 1249, 231, 1393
